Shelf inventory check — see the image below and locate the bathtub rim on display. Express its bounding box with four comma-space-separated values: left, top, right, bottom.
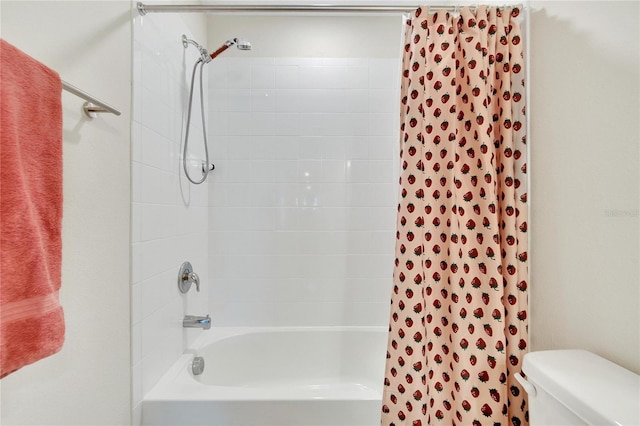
190, 325, 388, 350
143, 325, 388, 402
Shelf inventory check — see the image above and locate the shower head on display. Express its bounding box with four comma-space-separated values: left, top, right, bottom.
209, 37, 252, 60
233, 38, 252, 51
182, 34, 252, 63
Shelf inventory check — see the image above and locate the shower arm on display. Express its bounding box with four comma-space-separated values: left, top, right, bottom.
182, 35, 212, 63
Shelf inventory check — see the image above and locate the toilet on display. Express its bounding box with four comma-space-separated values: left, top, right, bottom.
517, 350, 640, 425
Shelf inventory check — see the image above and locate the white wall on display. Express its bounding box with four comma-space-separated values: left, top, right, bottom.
206, 15, 402, 326
0, 1, 132, 425
207, 14, 404, 58
131, 7, 208, 424
529, 1, 640, 373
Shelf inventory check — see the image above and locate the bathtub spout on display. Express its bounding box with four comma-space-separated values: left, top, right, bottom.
183, 315, 211, 330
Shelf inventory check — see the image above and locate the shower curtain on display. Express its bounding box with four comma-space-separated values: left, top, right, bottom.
382, 5, 528, 425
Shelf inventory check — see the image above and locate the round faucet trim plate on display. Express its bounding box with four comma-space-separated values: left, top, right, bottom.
178, 261, 194, 293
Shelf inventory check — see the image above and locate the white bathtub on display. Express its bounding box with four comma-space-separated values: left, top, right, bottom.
142, 326, 387, 426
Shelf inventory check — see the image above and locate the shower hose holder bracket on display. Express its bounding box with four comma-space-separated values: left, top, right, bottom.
202, 162, 215, 173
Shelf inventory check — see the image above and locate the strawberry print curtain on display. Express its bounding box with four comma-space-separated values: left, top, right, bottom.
382, 5, 528, 426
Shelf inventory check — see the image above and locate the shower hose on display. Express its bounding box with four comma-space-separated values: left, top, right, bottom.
183, 57, 211, 185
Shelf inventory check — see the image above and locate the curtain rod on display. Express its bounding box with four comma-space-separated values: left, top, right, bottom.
136, 2, 482, 15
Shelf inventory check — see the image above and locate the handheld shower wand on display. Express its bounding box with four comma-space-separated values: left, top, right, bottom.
181, 35, 252, 185
209, 38, 253, 60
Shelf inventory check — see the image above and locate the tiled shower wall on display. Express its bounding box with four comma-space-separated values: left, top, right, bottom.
132, 9, 402, 419
207, 57, 401, 325
131, 11, 208, 421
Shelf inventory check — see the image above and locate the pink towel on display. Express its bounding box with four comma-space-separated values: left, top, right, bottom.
0, 39, 65, 379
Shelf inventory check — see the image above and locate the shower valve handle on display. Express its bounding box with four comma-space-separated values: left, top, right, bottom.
178, 261, 201, 293
187, 272, 200, 292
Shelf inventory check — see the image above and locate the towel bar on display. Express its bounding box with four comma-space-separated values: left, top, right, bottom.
61, 81, 121, 119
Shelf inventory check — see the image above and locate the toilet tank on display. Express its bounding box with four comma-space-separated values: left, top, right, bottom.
520, 350, 640, 426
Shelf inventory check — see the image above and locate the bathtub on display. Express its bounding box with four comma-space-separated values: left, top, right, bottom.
142, 326, 387, 426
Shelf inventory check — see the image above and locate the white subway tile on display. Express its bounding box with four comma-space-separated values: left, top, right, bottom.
369, 160, 396, 183
322, 207, 348, 231
321, 139, 346, 160
271, 160, 299, 183
140, 308, 164, 360
251, 89, 275, 112
228, 136, 270, 160
274, 90, 301, 113
345, 183, 374, 206
369, 231, 396, 255
369, 89, 398, 113
298, 137, 323, 160
369, 113, 397, 136
140, 204, 163, 241
275, 113, 301, 136
325, 113, 368, 136
297, 89, 326, 113
271, 137, 298, 160
322, 160, 346, 182
274, 207, 300, 231
229, 112, 275, 136
345, 66, 370, 89
319, 183, 347, 206
345, 160, 370, 183
274, 183, 299, 207
298, 183, 321, 208
368, 136, 395, 160
226, 183, 274, 207
226, 60, 252, 89
369, 59, 400, 89
299, 113, 325, 136
340, 302, 389, 326
139, 238, 174, 281
140, 276, 164, 325
140, 86, 172, 139
226, 89, 251, 112
298, 160, 322, 183
208, 59, 229, 89
324, 67, 347, 89
208, 89, 227, 112
298, 207, 324, 231
270, 231, 301, 256
141, 350, 164, 396
275, 65, 299, 89
207, 111, 231, 136
299, 66, 326, 89
230, 207, 275, 231
345, 137, 370, 160
251, 64, 276, 89
344, 278, 392, 303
